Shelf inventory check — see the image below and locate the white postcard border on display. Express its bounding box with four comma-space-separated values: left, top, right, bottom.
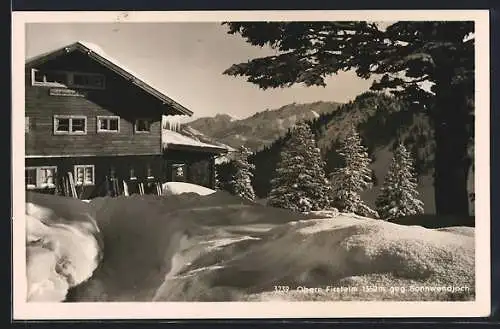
12, 10, 491, 319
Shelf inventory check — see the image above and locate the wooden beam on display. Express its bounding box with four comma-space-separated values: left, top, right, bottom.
210, 156, 216, 189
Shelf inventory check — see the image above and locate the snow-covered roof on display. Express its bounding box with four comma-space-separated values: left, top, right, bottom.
77, 41, 145, 81
180, 125, 237, 152
162, 129, 228, 154
25, 41, 193, 116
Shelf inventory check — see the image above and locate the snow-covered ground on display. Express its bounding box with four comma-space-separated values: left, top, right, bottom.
25, 191, 475, 302
154, 216, 474, 302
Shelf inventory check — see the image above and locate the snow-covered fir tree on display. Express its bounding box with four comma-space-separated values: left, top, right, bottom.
330, 126, 379, 218
375, 143, 424, 221
229, 146, 256, 201
268, 122, 330, 212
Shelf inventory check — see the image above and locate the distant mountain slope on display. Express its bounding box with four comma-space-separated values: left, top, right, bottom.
186, 101, 342, 151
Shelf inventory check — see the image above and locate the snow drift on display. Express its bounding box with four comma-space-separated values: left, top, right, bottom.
162, 182, 216, 196
25, 191, 475, 302
25, 195, 102, 302
152, 215, 474, 302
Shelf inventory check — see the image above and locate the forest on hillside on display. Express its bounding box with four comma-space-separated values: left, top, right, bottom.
216, 92, 437, 202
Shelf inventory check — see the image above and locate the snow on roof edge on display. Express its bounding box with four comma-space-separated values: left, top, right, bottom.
77, 41, 144, 83
162, 129, 229, 153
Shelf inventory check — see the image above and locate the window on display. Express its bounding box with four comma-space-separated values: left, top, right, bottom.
32, 69, 68, 87
71, 73, 105, 89
171, 163, 186, 182
25, 168, 36, 189
135, 119, 152, 133
54, 115, 87, 135
31, 69, 105, 90
74, 165, 95, 186
71, 118, 86, 133
97, 116, 120, 133
25, 166, 57, 189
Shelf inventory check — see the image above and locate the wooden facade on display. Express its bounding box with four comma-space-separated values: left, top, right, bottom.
25, 41, 227, 198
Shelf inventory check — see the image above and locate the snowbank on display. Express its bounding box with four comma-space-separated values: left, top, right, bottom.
24, 192, 475, 302
25, 194, 102, 302
162, 182, 216, 196
154, 216, 474, 302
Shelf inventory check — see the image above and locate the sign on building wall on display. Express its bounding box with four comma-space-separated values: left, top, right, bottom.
49, 88, 88, 97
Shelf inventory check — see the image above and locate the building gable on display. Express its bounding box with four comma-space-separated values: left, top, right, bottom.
26, 41, 193, 117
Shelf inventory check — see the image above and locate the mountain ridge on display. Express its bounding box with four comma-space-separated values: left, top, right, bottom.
185, 100, 343, 151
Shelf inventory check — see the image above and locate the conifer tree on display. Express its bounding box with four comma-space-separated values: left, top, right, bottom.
376, 144, 424, 220
215, 160, 237, 194
330, 126, 379, 218
268, 122, 330, 212
223, 21, 474, 217
230, 146, 256, 201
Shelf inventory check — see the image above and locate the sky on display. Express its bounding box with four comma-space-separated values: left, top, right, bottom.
25, 22, 375, 121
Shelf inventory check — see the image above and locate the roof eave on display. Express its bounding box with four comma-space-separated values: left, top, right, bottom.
164, 143, 229, 155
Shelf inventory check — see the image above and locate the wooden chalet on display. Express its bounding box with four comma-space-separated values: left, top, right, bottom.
25, 41, 228, 199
